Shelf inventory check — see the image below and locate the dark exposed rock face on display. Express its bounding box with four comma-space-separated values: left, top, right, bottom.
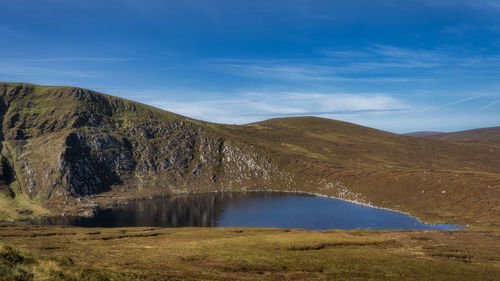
0, 156, 14, 197
60, 132, 132, 196
0, 89, 15, 198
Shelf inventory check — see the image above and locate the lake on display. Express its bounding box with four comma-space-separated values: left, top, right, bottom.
40, 192, 464, 230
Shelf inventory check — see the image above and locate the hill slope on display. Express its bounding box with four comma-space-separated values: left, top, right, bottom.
0, 82, 499, 227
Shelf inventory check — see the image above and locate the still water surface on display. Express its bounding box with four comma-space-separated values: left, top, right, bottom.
42, 192, 464, 230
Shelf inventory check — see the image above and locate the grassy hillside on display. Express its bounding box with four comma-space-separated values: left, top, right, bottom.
238, 117, 500, 172
0, 82, 498, 227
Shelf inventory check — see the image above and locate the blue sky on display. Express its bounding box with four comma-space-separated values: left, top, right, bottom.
0, 0, 499, 133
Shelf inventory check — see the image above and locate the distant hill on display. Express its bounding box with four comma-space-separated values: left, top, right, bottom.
405, 126, 500, 147
0, 82, 499, 227
404, 131, 444, 137
424, 127, 500, 145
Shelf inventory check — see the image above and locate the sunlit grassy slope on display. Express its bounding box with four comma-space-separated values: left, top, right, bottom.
0, 82, 498, 227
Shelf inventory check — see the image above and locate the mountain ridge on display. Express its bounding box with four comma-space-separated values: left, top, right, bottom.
0, 82, 499, 227
411, 126, 500, 145
404, 131, 445, 137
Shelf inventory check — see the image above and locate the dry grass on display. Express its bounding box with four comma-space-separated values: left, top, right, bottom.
0, 226, 499, 280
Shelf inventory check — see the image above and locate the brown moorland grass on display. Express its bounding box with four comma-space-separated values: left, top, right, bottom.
0, 225, 499, 280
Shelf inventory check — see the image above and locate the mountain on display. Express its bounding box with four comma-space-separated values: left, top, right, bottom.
0, 82, 499, 227
419, 127, 500, 146
404, 131, 445, 137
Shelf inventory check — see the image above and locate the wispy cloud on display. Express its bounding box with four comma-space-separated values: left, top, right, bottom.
146, 91, 407, 124
482, 99, 499, 109
443, 96, 485, 106
0, 55, 139, 82
18, 57, 137, 63
210, 59, 435, 83
211, 59, 336, 81
441, 93, 500, 108
0, 63, 100, 78
208, 44, 500, 84
417, 0, 500, 10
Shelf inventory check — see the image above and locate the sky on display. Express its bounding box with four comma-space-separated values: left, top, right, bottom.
0, 0, 499, 133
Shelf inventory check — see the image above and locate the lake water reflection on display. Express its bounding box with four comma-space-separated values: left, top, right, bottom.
41, 192, 464, 230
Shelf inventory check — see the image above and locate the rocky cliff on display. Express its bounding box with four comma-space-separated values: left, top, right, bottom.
0, 83, 294, 217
